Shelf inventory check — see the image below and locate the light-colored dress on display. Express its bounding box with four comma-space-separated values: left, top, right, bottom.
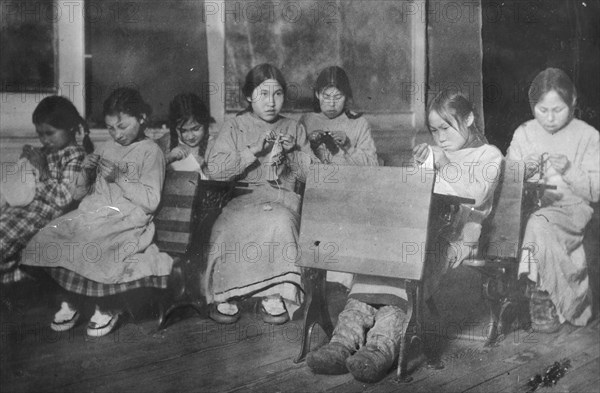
22, 139, 173, 296
350, 143, 503, 306
203, 111, 312, 305
507, 118, 599, 326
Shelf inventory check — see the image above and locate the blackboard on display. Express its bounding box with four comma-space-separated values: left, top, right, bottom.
85, 0, 210, 125
0, 0, 56, 92
224, 0, 414, 113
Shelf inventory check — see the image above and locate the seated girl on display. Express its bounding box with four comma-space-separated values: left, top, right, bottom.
306, 90, 502, 383
203, 63, 312, 325
299, 65, 378, 289
507, 68, 599, 332
300, 66, 378, 166
165, 93, 215, 178
22, 88, 173, 337
0, 96, 90, 283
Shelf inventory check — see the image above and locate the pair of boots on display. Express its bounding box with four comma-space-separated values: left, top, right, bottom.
306, 299, 407, 383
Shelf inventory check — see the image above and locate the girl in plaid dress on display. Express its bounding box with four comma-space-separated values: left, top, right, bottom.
0, 96, 90, 283
23, 88, 173, 337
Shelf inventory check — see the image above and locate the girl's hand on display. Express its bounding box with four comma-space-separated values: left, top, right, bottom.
412, 143, 430, 165
547, 154, 570, 175
330, 131, 350, 149
82, 153, 101, 170
21, 145, 50, 180
523, 153, 541, 178
279, 133, 296, 152
308, 130, 323, 144
167, 146, 189, 163
431, 146, 450, 169
98, 158, 118, 182
248, 131, 274, 157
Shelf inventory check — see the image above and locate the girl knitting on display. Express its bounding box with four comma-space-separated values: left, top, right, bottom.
165, 93, 215, 178
22, 88, 172, 337
204, 63, 312, 325
306, 90, 502, 383
300, 66, 378, 288
300, 66, 378, 166
0, 96, 90, 283
507, 68, 599, 332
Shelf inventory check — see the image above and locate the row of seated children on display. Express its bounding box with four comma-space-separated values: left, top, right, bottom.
0, 65, 597, 383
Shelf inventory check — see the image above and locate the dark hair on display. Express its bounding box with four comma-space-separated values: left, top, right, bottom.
427, 89, 487, 146
528, 68, 577, 115
239, 63, 287, 115
103, 87, 152, 142
103, 87, 152, 119
312, 66, 360, 119
168, 93, 214, 157
32, 95, 94, 153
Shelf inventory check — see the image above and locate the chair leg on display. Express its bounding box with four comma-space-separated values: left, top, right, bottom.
294, 268, 332, 363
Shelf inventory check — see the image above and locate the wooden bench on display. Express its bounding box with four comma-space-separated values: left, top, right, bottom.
153, 171, 246, 329
294, 164, 474, 381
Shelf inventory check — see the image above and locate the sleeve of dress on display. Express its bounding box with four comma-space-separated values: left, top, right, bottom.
120, 144, 165, 214
36, 147, 85, 208
440, 146, 504, 208
342, 118, 379, 166
562, 130, 600, 203
206, 119, 257, 181
506, 126, 526, 161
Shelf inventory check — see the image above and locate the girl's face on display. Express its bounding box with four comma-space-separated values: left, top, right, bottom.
35, 123, 72, 152
317, 86, 346, 119
247, 79, 284, 122
428, 110, 468, 152
177, 118, 205, 147
534, 90, 571, 134
105, 112, 144, 146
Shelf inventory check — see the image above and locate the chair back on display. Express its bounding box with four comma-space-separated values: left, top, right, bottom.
154, 171, 200, 255
480, 160, 526, 260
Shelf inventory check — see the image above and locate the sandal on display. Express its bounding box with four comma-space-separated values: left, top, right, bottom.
209, 302, 240, 324
87, 308, 120, 337
258, 297, 289, 325
51, 302, 80, 332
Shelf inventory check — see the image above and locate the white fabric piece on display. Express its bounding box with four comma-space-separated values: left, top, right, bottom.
1, 158, 38, 207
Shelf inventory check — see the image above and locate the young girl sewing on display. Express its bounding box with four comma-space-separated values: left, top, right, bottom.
307, 90, 502, 383
204, 63, 312, 325
165, 93, 215, 178
507, 68, 599, 332
300, 66, 378, 166
0, 96, 90, 283
299, 66, 378, 288
22, 88, 172, 337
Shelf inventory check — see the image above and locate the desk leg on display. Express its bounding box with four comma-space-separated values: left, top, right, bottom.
396, 281, 416, 383
294, 268, 333, 363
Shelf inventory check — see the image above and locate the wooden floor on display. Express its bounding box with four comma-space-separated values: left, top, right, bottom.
1, 266, 599, 393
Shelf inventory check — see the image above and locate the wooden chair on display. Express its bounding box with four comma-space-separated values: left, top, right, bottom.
294, 165, 474, 382
462, 160, 557, 345
153, 171, 246, 329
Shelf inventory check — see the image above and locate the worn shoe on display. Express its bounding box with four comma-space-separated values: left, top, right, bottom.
306, 342, 353, 375
529, 289, 561, 334
259, 296, 289, 325
87, 307, 120, 337
346, 345, 394, 383
51, 301, 80, 332
209, 302, 240, 324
